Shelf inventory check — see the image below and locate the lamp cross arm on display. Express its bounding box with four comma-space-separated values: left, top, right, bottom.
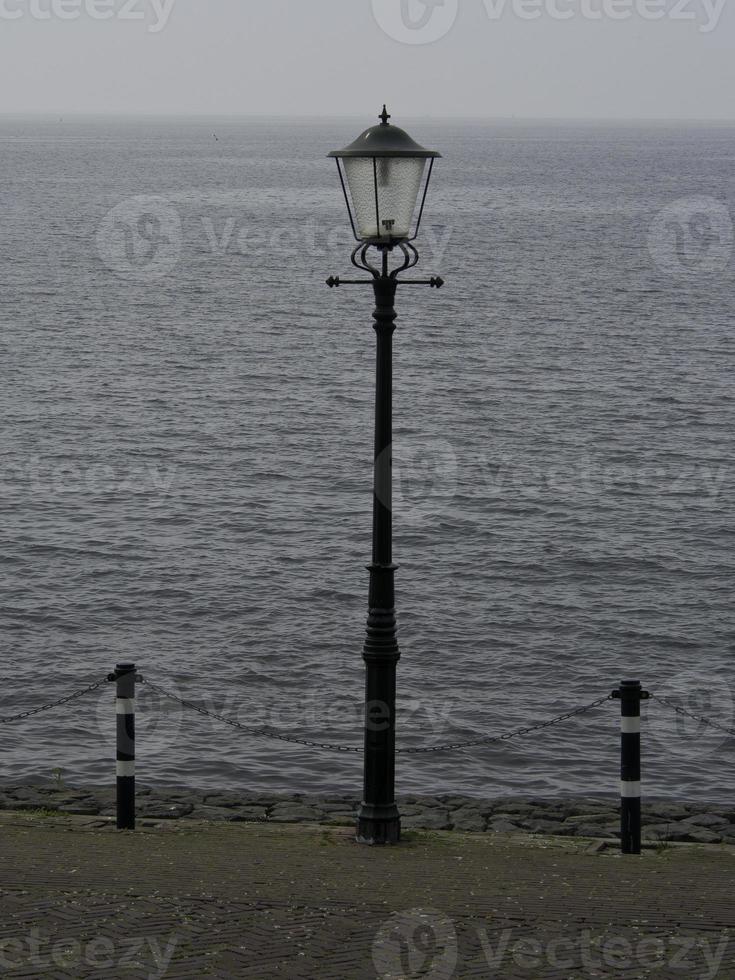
395, 277, 444, 288
326, 275, 444, 289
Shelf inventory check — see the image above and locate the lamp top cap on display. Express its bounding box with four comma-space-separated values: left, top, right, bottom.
328, 106, 441, 160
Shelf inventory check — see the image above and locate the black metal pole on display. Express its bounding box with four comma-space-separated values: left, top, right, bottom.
356, 271, 401, 846
612, 679, 648, 854
114, 663, 136, 831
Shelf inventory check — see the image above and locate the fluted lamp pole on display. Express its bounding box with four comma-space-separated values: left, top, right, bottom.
326, 107, 443, 845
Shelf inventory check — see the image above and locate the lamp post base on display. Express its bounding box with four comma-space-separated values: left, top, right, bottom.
356, 803, 401, 845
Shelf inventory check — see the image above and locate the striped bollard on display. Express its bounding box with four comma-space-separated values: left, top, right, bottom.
612, 680, 650, 854
113, 663, 137, 831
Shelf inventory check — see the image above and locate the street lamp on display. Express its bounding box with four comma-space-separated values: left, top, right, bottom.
327, 107, 443, 845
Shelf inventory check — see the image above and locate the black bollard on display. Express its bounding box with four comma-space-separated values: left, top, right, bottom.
612, 680, 650, 854
112, 663, 136, 831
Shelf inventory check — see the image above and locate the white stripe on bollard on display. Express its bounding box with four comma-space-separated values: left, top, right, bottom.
620, 717, 640, 733
116, 699, 135, 715
116, 761, 135, 777
620, 780, 641, 798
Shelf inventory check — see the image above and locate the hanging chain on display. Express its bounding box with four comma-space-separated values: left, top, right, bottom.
141, 679, 363, 754
142, 678, 612, 756
0, 677, 110, 724
9, 675, 731, 754
650, 694, 735, 738
397, 695, 614, 754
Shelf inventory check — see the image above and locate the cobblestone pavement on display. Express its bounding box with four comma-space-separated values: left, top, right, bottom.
0, 809, 734, 979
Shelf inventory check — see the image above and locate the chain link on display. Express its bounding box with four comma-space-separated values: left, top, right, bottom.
650, 694, 735, 738
0, 677, 110, 724
142, 678, 612, 756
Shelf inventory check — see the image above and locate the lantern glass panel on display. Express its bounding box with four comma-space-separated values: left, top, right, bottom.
343, 156, 427, 242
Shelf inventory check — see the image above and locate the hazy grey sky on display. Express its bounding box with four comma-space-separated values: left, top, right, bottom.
1, 0, 733, 119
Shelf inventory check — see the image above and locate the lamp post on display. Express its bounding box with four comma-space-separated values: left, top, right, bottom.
327, 107, 443, 845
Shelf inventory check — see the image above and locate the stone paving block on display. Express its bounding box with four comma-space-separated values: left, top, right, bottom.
680, 812, 730, 828
449, 807, 486, 832
642, 822, 697, 843
488, 818, 520, 833
267, 804, 324, 823
401, 810, 451, 831
573, 824, 619, 840
138, 802, 194, 820
187, 806, 241, 822
56, 805, 101, 816
684, 829, 723, 844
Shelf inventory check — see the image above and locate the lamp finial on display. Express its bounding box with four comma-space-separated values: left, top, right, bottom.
379, 105, 391, 126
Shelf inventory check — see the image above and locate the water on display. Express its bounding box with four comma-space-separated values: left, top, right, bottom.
1, 116, 734, 801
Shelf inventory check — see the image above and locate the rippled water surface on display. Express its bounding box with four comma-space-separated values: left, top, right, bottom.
1, 116, 734, 800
